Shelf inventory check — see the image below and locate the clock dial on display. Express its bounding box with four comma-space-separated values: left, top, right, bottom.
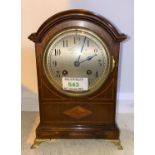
43, 28, 112, 96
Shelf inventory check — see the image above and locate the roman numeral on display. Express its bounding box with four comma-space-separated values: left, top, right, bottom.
54, 49, 61, 56
63, 40, 68, 47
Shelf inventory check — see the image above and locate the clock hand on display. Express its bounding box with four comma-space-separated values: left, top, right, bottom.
79, 54, 97, 63
77, 36, 87, 62
74, 54, 97, 67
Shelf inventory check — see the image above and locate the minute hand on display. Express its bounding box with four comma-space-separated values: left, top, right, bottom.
77, 36, 87, 62
79, 54, 97, 64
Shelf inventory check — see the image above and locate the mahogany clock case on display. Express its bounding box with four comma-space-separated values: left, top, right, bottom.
29, 9, 127, 140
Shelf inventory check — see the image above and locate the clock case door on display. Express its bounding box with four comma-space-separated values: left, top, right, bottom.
29, 9, 126, 140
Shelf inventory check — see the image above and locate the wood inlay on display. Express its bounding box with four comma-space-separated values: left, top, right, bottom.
63, 106, 92, 119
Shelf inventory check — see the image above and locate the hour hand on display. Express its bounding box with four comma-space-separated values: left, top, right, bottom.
74, 54, 97, 67
85, 54, 97, 61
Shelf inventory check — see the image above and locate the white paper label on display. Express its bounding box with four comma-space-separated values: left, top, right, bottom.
62, 77, 88, 91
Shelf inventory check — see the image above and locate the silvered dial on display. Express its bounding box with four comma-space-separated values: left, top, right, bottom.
43, 28, 112, 96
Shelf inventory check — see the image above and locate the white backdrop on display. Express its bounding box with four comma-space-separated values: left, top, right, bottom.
21, 0, 134, 113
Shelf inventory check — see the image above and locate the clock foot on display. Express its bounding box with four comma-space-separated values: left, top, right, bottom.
111, 139, 123, 150
31, 138, 49, 149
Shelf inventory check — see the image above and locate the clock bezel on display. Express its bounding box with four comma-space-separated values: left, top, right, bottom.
43, 27, 113, 97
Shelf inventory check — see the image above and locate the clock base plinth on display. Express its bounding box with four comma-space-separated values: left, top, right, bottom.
31, 123, 122, 149
31, 138, 123, 150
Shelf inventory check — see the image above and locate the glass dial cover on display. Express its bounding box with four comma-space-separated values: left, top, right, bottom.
43, 28, 112, 96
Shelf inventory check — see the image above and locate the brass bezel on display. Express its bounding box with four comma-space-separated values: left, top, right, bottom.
43, 28, 112, 97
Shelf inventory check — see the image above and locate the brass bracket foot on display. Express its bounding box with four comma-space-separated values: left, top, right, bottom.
31, 138, 49, 149
111, 139, 123, 150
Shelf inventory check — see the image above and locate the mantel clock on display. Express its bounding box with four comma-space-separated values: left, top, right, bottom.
29, 9, 127, 149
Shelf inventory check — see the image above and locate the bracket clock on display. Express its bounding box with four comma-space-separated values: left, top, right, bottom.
28, 9, 127, 149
